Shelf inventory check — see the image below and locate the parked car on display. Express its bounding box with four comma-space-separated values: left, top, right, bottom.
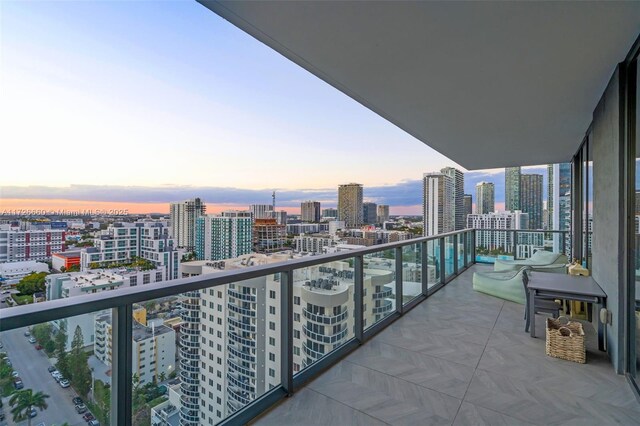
83, 412, 95, 422
28, 337, 36, 344
59, 378, 70, 388
13, 378, 23, 389
11, 371, 18, 378
34, 344, 43, 350
51, 370, 61, 380
75, 403, 87, 414
28, 407, 37, 418
24, 331, 30, 337
48, 365, 56, 373
73, 396, 84, 405
88, 420, 100, 426
6, 359, 11, 367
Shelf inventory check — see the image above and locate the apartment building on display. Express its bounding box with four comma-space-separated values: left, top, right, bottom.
178, 252, 396, 424
95, 312, 176, 385
80, 221, 180, 280
337, 183, 363, 227
376, 204, 390, 224
195, 211, 253, 261
300, 201, 321, 223
170, 198, 206, 250
0, 224, 65, 262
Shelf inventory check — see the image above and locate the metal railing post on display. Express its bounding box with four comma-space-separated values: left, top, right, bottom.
472, 229, 477, 264
421, 241, 428, 296
111, 304, 133, 426
280, 269, 293, 395
439, 237, 446, 284
512, 230, 518, 259
395, 247, 404, 315
354, 255, 364, 343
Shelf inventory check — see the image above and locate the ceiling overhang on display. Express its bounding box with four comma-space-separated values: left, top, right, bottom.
199, 1, 640, 170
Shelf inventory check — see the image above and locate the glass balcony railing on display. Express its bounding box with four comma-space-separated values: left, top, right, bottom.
474, 229, 571, 264
0, 229, 475, 426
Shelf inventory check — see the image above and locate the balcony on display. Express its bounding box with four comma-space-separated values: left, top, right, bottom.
255, 264, 640, 425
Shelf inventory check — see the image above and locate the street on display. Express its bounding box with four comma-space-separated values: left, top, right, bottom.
1, 327, 86, 426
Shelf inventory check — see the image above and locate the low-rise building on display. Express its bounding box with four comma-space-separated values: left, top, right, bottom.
0, 224, 65, 262
52, 251, 81, 272
0, 260, 49, 282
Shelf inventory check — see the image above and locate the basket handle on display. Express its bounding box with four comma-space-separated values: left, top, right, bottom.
558, 326, 572, 337
557, 316, 570, 325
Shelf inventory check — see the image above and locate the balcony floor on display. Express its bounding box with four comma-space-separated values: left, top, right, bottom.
254, 265, 640, 425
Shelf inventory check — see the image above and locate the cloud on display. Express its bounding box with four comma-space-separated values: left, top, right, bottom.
1, 167, 550, 209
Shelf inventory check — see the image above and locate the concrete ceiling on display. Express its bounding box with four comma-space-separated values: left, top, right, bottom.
199, 1, 640, 170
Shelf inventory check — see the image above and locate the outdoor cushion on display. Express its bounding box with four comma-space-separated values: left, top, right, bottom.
473, 267, 527, 304
494, 252, 567, 273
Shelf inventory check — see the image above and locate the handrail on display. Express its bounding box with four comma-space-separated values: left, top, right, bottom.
0, 229, 473, 332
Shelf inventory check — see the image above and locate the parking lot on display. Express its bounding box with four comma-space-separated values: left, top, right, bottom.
1, 327, 88, 426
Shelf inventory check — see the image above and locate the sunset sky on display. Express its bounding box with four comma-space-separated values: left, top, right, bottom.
0, 1, 547, 215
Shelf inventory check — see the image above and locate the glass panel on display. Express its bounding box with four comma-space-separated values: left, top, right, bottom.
293, 259, 355, 375
0, 313, 112, 425
444, 236, 454, 278
466, 231, 474, 265
364, 250, 396, 329
134, 270, 283, 424
515, 231, 547, 260
474, 230, 514, 263
633, 59, 640, 382
457, 234, 465, 270
427, 239, 441, 289
401, 243, 423, 306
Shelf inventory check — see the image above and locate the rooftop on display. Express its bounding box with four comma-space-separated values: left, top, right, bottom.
255, 265, 640, 425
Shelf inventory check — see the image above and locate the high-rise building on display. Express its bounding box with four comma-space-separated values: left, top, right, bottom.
441, 167, 465, 230
463, 194, 473, 219
274, 210, 287, 226
422, 172, 454, 236
521, 174, 544, 229
376, 205, 390, 223
195, 211, 253, 261
253, 219, 287, 253
475, 182, 495, 214
338, 183, 363, 228
467, 211, 543, 258
362, 202, 377, 224
180, 251, 398, 423
249, 204, 274, 220
170, 198, 206, 251
550, 163, 572, 252
505, 167, 521, 211
321, 208, 338, 219
301, 201, 321, 222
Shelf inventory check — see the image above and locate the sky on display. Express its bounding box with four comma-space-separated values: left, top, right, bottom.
0, 1, 550, 215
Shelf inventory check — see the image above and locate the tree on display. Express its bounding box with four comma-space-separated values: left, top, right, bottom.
0, 357, 13, 397
158, 372, 166, 383
55, 324, 71, 379
69, 326, 91, 396
9, 389, 50, 426
92, 380, 111, 425
16, 272, 48, 296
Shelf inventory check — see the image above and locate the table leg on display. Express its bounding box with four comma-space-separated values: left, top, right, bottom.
529, 288, 536, 338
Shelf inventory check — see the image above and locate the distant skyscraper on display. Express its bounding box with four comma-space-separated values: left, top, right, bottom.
423, 172, 454, 236
338, 183, 363, 228
195, 211, 253, 261
463, 194, 473, 219
441, 167, 465, 230
322, 208, 338, 219
550, 163, 572, 252
377, 204, 390, 223
253, 219, 287, 253
505, 167, 521, 211
475, 182, 495, 214
170, 198, 206, 251
362, 202, 377, 224
301, 201, 321, 222
521, 174, 543, 229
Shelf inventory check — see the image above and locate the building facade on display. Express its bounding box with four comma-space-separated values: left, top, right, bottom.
170, 198, 206, 251
362, 202, 378, 224
253, 219, 286, 253
441, 167, 465, 230
301, 201, 321, 223
422, 172, 454, 236
475, 181, 495, 214
521, 174, 544, 230
195, 212, 253, 261
376, 205, 390, 223
463, 194, 473, 219
505, 166, 521, 211
321, 208, 338, 219
0, 224, 65, 262
337, 183, 363, 228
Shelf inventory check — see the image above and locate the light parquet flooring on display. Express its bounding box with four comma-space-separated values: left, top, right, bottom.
254, 265, 640, 426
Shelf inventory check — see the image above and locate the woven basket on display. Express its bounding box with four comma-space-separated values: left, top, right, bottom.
545, 316, 586, 363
